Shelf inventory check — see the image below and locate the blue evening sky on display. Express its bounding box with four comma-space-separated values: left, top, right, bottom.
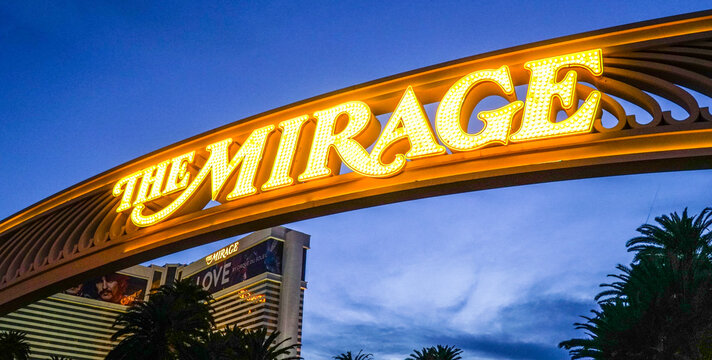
1, 2, 711, 359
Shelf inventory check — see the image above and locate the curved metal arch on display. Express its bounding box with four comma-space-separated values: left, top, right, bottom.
2, 11, 712, 314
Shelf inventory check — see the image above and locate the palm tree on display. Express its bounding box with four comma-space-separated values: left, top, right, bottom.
106, 278, 214, 360
406, 345, 462, 360
560, 208, 712, 359
626, 208, 712, 263
240, 327, 301, 360
204, 325, 300, 360
333, 349, 373, 360
0, 330, 30, 360
203, 325, 243, 360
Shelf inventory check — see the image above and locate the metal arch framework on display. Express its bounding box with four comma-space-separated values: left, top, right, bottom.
2, 11, 712, 314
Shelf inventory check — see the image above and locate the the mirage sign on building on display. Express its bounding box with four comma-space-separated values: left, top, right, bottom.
187, 239, 283, 294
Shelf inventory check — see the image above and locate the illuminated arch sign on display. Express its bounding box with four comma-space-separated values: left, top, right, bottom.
1, 11, 712, 313
114, 50, 603, 228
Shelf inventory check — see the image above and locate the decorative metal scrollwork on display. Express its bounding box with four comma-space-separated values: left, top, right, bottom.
600, 40, 712, 129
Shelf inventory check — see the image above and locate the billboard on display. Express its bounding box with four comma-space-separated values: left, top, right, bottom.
188, 239, 283, 293
64, 273, 148, 306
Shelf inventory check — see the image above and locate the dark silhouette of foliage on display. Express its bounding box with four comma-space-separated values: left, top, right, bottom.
406, 345, 463, 360
203, 325, 244, 360
50, 356, 72, 360
560, 208, 712, 359
0, 330, 30, 360
239, 327, 301, 360
203, 325, 300, 360
333, 349, 373, 360
106, 278, 214, 360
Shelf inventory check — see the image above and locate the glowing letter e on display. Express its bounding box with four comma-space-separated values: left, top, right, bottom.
129, 125, 274, 227
509, 49, 603, 142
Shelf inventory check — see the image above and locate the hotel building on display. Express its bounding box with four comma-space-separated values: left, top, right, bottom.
0, 226, 310, 359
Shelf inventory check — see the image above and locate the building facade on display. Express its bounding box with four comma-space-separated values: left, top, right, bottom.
0, 226, 309, 359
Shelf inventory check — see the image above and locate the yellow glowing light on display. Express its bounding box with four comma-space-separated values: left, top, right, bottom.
130, 162, 205, 227
112, 48, 608, 229
115, 152, 195, 215
204, 125, 275, 201
435, 65, 523, 151
205, 240, 239, 265
261, 115, 310, 191
297, 101, 379, 181
133, 160, 170, 205
509, 49, 603, 142
367, 86, 446, 176
236, 289, 266, 304
113, 172, 142, 212
130, 125, 275, 227
119, 289, 144, 305
163, 152, 195, 195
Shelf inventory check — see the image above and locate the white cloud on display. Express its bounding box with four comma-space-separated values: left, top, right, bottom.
290, 170, 712, 358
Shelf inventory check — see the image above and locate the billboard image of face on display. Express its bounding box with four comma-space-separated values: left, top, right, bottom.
189, 239, 283, 293
64, 273, 148, 306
